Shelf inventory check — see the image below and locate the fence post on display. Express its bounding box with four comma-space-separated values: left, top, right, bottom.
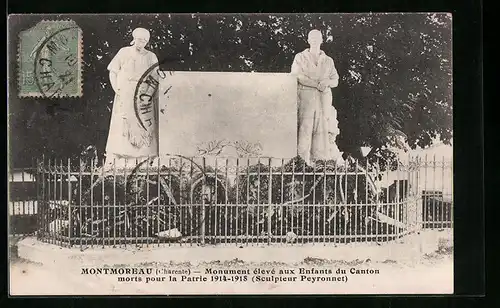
396, 158, 400, 239
375, 157, 380, 241
235, 158, 240, 247
344, 157, 348, 244
441, 156, 446, 228
48, 159, 52, 244
267, 158, 272, 245
450, 156, 454, 228
225, 158, 229, 245
432, 155, 437, 230
257, 158, 261, 244
90, 158, 94, 248
201, 157, 206, 245
123, 158, 128, 248
41, 155, 46, 242
301, 159, 305, 245
215, 158, 218, 244
354, 159, 359, 243
407, 153, 411, 234
67, 158, 72, 247
59, 160, 64, 247
323, 160, 327, 245
114, 158, 117, 248
102, 157, 106, 248
416, 156, 421, 230
364, 157, 369, 243
21, 166, 25, 220
146, 156, 150, 247
79, 157, 83, 250
246, 158, 250, 246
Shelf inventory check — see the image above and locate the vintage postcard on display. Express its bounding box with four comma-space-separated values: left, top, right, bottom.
8, 13, 453, 295
16, 19, 83, 98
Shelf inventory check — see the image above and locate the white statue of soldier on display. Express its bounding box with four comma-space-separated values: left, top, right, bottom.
291, 29, 343, 165
105, 27, 159, 168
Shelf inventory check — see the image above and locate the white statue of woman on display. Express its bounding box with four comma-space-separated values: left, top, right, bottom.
105, 28, 159, 167
291, 29, 343, 165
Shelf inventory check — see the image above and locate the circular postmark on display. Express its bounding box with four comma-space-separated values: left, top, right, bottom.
133, 57, 175, 134
33, 26, 80, 98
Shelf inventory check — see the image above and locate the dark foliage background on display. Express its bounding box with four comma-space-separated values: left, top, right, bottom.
8, 13, 452, 168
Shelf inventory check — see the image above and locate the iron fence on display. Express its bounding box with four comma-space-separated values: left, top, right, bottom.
10, 155, 453, 247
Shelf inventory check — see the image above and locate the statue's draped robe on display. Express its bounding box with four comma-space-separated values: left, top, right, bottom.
105, 46, 159, 165
291, 49, 342, 164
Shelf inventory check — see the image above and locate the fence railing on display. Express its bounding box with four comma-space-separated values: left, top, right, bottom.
10, 155, 453, 247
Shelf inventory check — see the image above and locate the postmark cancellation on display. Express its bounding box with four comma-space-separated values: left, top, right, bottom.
17, 20, 83, 98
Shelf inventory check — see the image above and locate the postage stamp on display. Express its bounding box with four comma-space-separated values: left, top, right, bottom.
17, 19, 83, 98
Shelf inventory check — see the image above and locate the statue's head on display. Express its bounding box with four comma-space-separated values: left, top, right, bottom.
307, 29, 323, 49
130, 28, 150, 50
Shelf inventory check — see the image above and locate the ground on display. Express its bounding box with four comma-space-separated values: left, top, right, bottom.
8, 231, 453, 295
